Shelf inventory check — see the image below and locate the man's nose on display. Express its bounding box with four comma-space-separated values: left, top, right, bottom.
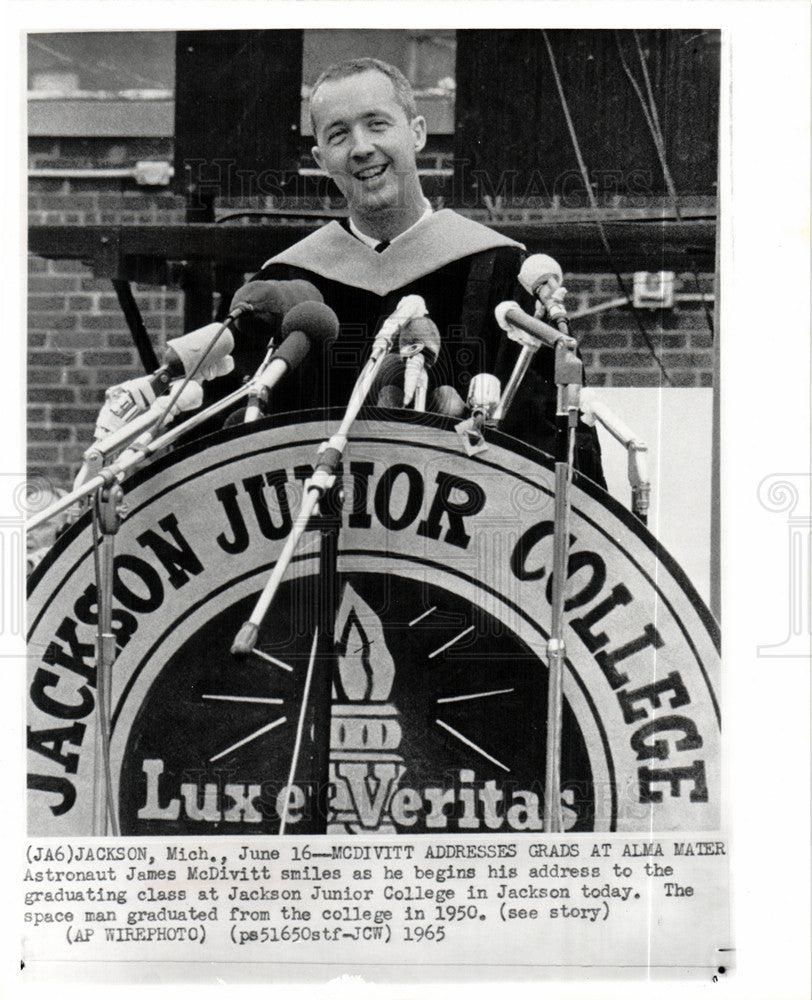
348, 126, 375, 160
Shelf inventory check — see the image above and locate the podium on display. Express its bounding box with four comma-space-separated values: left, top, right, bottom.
27, 411, 720, 836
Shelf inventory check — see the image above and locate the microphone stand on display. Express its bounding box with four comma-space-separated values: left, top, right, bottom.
490, 299, 582, 833
300, 478, 344, 835
274, 476, 343, 837
580, 389, 650, 524
544, 339, 583, 834
90, 483, 124, 836
29, 315, 242, 837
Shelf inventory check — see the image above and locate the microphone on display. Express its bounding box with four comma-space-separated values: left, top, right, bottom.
114, 382, 204, 467
75, 380, 205, 490
94, 323, 234, 438
92, 332, 233, 444
518, 254, 563, 301
492, 302, 559, 426
243, 301, 340, 422
372, 360, 466, 416
399, 316, 441, 408
518, 254, 570, 334
493, 301, 583, 428
495, 301, 574, 351
371, 354, 406, 408
228, 279, 323, 323
372, 295, 428, 358
164, 322, 235, 380
428, 385, 467, 418
454, 374, 501, 456
468, 373, 501, 424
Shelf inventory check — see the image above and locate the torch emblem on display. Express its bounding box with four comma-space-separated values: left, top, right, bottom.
328, 581, 406, 833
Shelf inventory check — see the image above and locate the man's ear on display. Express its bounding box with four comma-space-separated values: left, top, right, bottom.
311, 144, 324, 170
411, 115, 427, 154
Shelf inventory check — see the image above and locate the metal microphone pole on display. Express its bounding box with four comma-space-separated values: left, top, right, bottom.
489, 297, 583, 832
544, 316, 583, 834
305, 477, 344, 834
580, 389, 650, 523
90, 484, 125, 836
491, 343, 538, 425
275, 475, 343, 837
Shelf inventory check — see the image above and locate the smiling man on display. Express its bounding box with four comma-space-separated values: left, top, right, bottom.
235, 57, 604, 484
309, 61, 430, 245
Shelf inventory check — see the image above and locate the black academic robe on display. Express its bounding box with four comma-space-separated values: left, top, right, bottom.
230, 210, 605, 487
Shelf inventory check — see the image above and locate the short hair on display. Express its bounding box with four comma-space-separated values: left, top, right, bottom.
309, 57, 417, 137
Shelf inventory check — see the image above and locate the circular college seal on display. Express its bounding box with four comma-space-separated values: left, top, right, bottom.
27, 412, 720, 835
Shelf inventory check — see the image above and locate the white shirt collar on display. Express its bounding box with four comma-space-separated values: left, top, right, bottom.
349, 201, 433, 249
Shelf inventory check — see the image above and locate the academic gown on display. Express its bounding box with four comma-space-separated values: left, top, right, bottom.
229, 209, 605, 487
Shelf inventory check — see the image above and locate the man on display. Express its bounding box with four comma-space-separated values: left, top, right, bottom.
234, 57, 604, 485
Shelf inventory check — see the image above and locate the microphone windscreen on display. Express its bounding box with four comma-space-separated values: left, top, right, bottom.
377, 384, 405, 409
273, 330, 312, 371
230, 281, 288, 322
399, 316, 441, 364
370, 353, 406, 407
230, 280, 324, 325
283, 280, 324, 308
429, 385, 467, 418
281, 301, 340, 345
518, 254, 563, 297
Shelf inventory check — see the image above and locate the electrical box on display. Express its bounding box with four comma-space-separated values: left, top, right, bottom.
134, 161, 173, 187
633, 271, 675, 309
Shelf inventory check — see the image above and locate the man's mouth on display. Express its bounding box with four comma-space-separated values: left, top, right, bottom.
354, 164, 388, 181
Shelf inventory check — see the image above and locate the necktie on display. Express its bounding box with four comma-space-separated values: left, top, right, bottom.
374, 240, 390, 253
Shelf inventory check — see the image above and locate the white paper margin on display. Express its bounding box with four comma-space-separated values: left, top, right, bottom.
3, 4, 810, 999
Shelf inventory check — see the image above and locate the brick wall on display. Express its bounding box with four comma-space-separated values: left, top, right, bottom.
28, 183, 187, 487
28, 179, 715, 493
565, 274, 716, 389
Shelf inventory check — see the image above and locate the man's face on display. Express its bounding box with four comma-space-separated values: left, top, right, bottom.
311, 70, 426, 216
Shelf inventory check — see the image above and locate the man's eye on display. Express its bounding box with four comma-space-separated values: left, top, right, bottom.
369, 120, 388, 130
328, 130, 346, 143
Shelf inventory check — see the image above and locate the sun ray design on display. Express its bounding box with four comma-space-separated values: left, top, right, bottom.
250, 648, 294, 672
436, 687, 514, 705
409, 606, 437, 626
209, 716, 287, 763
428, 625, 474, 659
435, 719, 510, 772
202, 694, 283, 705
